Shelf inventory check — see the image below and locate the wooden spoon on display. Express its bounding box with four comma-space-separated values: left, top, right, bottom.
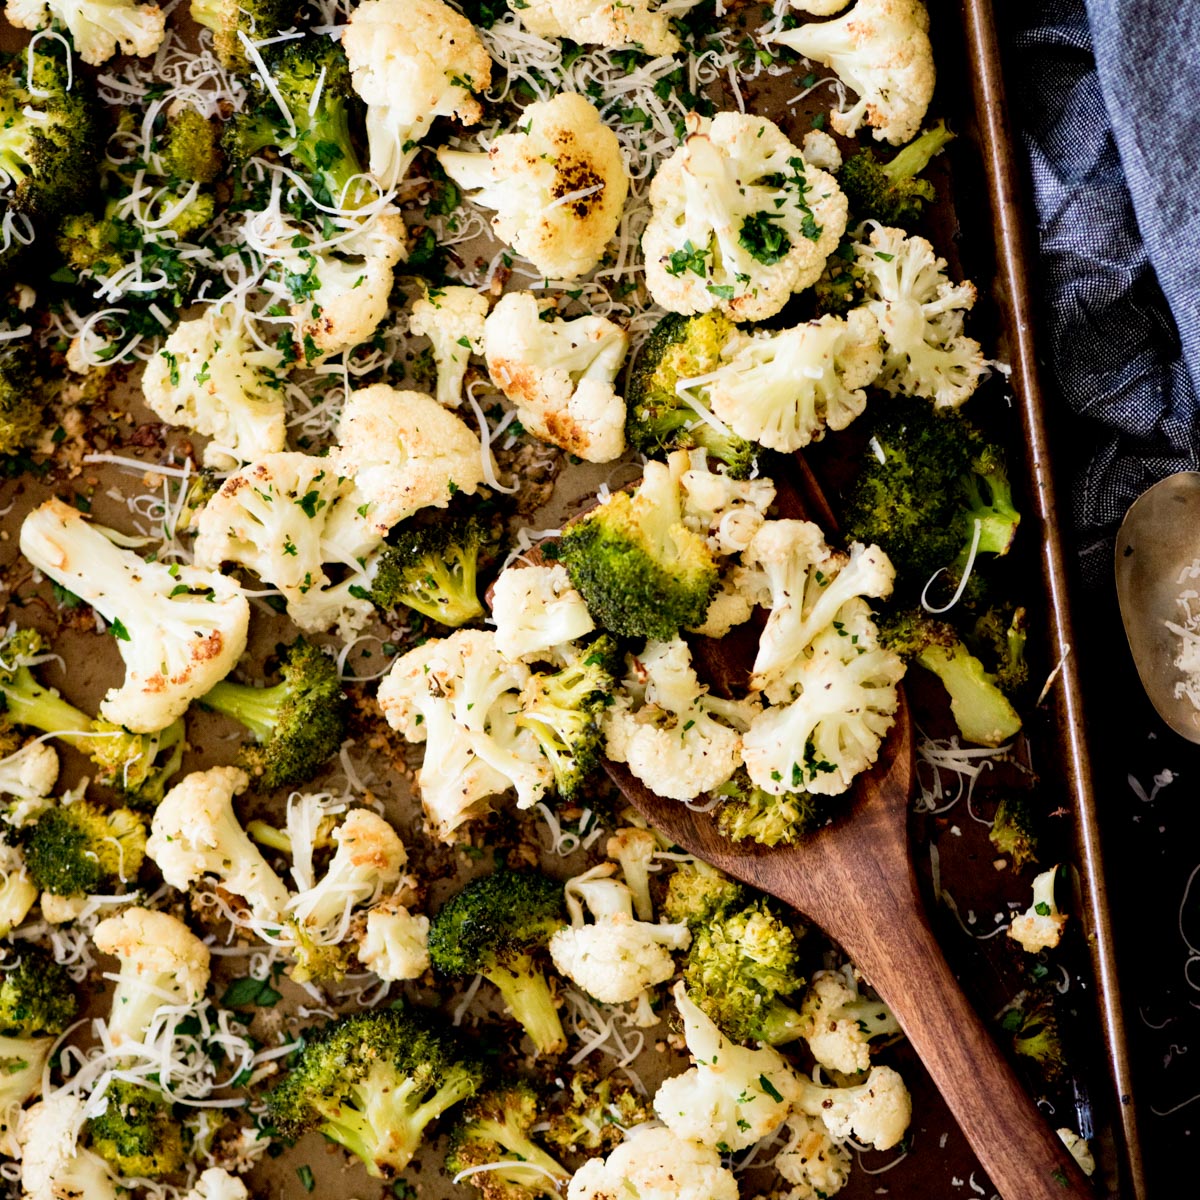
591, 457, 1093, 1198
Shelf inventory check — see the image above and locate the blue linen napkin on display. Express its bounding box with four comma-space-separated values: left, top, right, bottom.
1001, 0, 1200, 583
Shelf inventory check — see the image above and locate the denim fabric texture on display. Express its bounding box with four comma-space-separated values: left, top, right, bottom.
1003, 1, 1200, 583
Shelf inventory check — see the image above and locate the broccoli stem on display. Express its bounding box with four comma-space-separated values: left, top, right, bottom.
0, 669, 93, 747
487, 962, 566, 1056
882, 121, 953, 185
961, 461, 1020, 558
471, 1117, 569, 1189
202, 679, 287, 742
396, 555, 483, 626
915, 641, 1022, 747
246, 819, 292, 853
757, 998, 807, 1046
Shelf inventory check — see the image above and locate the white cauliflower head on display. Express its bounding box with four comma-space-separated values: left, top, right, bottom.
484, 291, 629, 463
642, 112, 848, 322
1008, 866, 1068, 954
324, 384, 488, 560
676, 449, 777, 556
343, 0, 491, 188
798, 966, 900, 1074
141, 302, 287, 469
407, 285, 489, 409
184, 1168, 251, 1200
604, 637, 757, 802
357, 898, 430, 982
801, 127, 844, 171
793, 1064, 912, 1150
855, 221, 986, 408
16, 1092, 119, 1200
653, 982, 798, 1151
0, 843, 38, 936
775, 1112, 853, 1200
773, 0, 935, 145
147, 766, 291, 920
92, 906, 212, 1046
0, 742, 58, 802
549, 864, 689, 1024
513, 0, 702, 56
376, 630, 553, 839
20, 498, 250, 733
490, 563, 596, 663
439, 93, 629, 281
6, 0, 164, 65
708, 310, 882, 452
566, 1125, 738, 1200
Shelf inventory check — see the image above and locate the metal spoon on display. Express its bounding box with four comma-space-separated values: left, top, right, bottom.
1115, 471, 1200, 743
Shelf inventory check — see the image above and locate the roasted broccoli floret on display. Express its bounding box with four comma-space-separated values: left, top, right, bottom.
266, 1006, 484, 1179
446, 1082, 570, 1200
222, 37, 368, 209
543, 1065, 653, 1156
625, 312, 756, 478
0, 628, 185, 806
972, 603, 1029, 695
21, 800, 146, 896
0, 348, 44, 458
516, 638, 617, 802
841, 398, 1020, 597
1001, 989, 1065, 1088
200, 637, 347, 791
682, 898, 806, 1046
191, 0, 297, 70
369, 514, 486, 627
713, 769, 829, 847
879, 608, 1022, 748
86, 1080, 185, 1178
811, 237, 865, 317
838, 121, 954, 227
0, 44, 98, 217
428, 870, 567, 1056
559, 462, 718, 640
661, 860, 745, 929
159, 107, 222, 184
989, 794, 1041, 870
0, 947, 80, 1037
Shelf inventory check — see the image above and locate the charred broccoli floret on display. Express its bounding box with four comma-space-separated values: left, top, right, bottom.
1001, 989, 1065, 1088
21, 800, 146, 896
0, 348, 44, 458
989, 794, 1041, 870
446, 1081, 570, 1200
838, 121, 954, 228
682, 898, 807, 1045
191, 0, 298, 70
0, 947, 80, 1037
158, 107, 223, 184
543, 1065, 653, 1156
222, 37, 369, 209
0, 44, 98, 217
625, 312, 756, 478
713, 769, 829, 847
515, 637, 617, 802
972, 603, 1029, 695
369, 513, 486, 627
841, 398, 1020, 598
559, 462, 718, 640
879, 608, 1021, 748
661, 860, 745, 929
200, 637, 347, 791
811, 238, 865, 317
266, 1006, 484, 1179
428, 870, 567, 1056
86, 1080, 185, 1178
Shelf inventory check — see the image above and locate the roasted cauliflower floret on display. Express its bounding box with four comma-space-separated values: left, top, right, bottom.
439, 93, 629, 281
775, 1112, 853, 1200
6, 0, 164, 66
408, 286, 489, 409
797, 967, 900, 1074
357, 897, 431, 982
484, 291, 628, 463
642, 112, 848, 322
793, 1064, 912, 1150
512, 0, 702, 56
566, 1125, 738, 1200
490, 563, 596, 663
1008, 866, 1069, 954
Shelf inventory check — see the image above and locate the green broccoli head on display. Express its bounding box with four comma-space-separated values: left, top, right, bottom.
840, 398, 1020, 598
878, 607, 1022, 748
837, 121, 954, 228
516, 637, 617, 802
266, 1006, 485, 1179
222, 37, 369, 209
21, 801, 147, 896
811, 238, 865, 317
0, 348, 44, 458
369, 513, 487, 627
86, 1080, 185, 1179
191, 0, 298, 70
158, 107, 222, 184
0, 946, 80, 1037
428, 870, 567, 1056
56, 212, 135, 276
446, 1081, 570, 1200
0, 45, 99, 218
661, 860, 745, 929
625, 311, 756, 478
1002, 989, 1065, 1088
559, 468, 718, 640
971, 604, 1029, 696
543, 1065, 653, 1156
89, 718, 187, 810
713, 769, 829, 847
201, 637, 347, 791
683, 899, 807, 1045
988, 794, 1041, 870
